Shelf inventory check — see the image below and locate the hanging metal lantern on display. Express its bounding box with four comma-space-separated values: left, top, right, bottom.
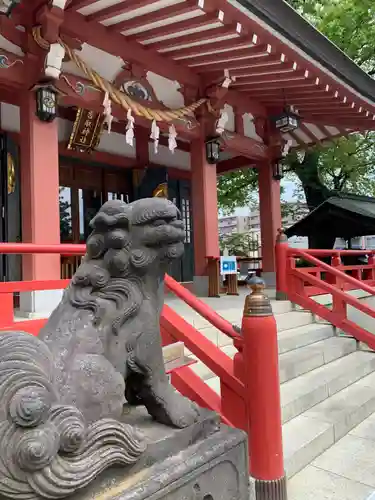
273, 107, 299, 133
205, 137, 221, 165
0, 0, 20, 17
273, 161, 284, 180
35, 85, 58, 122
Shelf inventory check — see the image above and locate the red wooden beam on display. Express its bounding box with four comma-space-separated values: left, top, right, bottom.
204, 64, 298, 88
147, 25, 238, 52
251, 88, 333, 99
60, 142, 192, 178
190, 45, 273, 68
58, 106, 191, 152
212, 0, 375, 117
130, 12, 220, 43
222, 133, 269, 161
199, 57, 289, 76
217, 155, 254, 174
205, 86, 267, 118
109, 0, 198, 33
299, 107, 367, 118
61, 10, 200, 87
59, 142, 136, 168
228, 69, 307, 82
58, 73, 200, 139
233, 79, 320, 92
87, 0, 151, 23
298, 123, 320, 143
0, 16, 26, 47
299, 115, 373, 130
67, 0, 95, 10
166, 35, 255, 60
0, 50, 25, 89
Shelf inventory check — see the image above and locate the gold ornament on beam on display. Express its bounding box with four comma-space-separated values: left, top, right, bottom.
7, 153, 15, 194
153, 182, 168, 198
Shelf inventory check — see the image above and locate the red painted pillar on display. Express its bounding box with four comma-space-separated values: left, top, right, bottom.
20, 90, 60, 280
19, 90, 61, 315
275, 230, 289, 301
241, 278, 287, 499
258, 162, 282, 288
191, 136, 220, 296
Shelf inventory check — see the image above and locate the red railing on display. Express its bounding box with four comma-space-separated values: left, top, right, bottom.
0, 243, 286, 489
276, 238, 375, 350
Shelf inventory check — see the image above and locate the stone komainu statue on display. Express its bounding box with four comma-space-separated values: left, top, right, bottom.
0, 198, 199, 500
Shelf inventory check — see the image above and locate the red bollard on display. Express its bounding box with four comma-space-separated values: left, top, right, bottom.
275, 229, 289, 301
241, 277, 287, 500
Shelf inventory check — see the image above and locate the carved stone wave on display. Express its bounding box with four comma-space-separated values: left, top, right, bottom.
0, 331, 146, 499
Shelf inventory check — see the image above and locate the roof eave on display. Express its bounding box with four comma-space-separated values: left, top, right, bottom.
234, 0, 375, 105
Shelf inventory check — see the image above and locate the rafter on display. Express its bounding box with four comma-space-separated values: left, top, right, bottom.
109, 0, 198, 34
301, 114, 374, 130
147, 25, 238, 52
203, 62, 298, 87
233, 78, 320, 92
189, 45, 273, 68
298, 123, 320, 143
164, 34, 254, 60
130, 11, 220, 43
87, 0, 151, 23
67, 0, 94, 11
61, 10, 200, 87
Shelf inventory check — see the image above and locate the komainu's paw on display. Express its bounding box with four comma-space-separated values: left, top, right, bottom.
145, 383, 200, 428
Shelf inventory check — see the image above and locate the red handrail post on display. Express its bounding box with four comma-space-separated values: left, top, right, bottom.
326, 254, 341, 286
0, 293, 14, 327
366, 254, 375, 281
221, 336, 247, 431
241, 277, 287, 499
275, 229, 289, 301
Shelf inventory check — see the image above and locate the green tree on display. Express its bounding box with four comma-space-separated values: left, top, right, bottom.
219, 232, 259, 256
59, 187, 72, 241
217, 0, 375, 247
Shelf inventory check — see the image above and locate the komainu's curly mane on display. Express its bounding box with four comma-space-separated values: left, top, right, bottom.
67, 197, 185, 334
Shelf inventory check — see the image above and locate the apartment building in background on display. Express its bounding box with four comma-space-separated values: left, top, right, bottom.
219, 203, 309, 239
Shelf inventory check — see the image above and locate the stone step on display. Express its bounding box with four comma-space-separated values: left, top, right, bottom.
188, 313, 316, 352
283, 371, 375, 478
276, 310, 314, 332
279, 336, 356, 384
188, 328, 348, 385
166, 301, 295, 331
278, 323, 335, 354
281, 350, 375, 424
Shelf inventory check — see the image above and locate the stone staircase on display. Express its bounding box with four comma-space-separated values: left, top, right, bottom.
166, 295, 375, 481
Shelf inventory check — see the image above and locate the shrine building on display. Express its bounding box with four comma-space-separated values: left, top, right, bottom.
0, 0, 375, 315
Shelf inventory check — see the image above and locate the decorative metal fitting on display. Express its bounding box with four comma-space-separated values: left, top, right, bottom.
243, 276, 273, 317
276, 228, 288, 244
232, 323, 242, 334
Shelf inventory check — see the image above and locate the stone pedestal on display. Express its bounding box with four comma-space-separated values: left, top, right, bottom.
70, 406, 249, 500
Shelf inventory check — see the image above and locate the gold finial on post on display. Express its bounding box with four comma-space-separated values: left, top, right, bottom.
243, 276, 273, 317
276, 227, 288, 244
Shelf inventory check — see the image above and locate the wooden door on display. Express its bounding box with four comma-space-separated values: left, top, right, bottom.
0, 133, 21, 281
179, 180, 194, 282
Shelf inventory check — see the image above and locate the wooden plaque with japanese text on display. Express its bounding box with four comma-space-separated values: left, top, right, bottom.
67, 109, 105, 153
